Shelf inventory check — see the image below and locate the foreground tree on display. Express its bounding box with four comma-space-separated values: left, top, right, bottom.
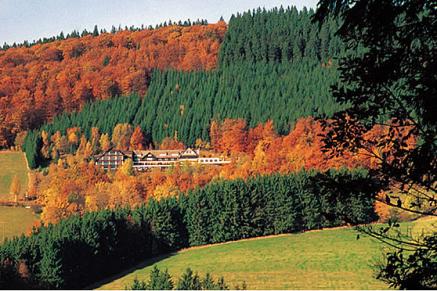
315, 0, 436, 289
376, 234, 437, 289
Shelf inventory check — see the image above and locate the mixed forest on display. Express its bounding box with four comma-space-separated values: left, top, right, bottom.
5, 6, 401, 228
22, 7, 345, 168
1, 2, 434, 290
13, 7, 388, 226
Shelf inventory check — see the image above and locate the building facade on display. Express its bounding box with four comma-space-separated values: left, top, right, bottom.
93, 148, 230, 171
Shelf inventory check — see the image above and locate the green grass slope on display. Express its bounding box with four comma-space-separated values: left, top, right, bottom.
0, 151, 29, 199
97, 227, 391, 290
0, 206, 37, 242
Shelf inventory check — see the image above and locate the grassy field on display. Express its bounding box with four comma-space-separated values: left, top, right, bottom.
0, 151, 29, 199
97, 228, 390, 290
97, 218, 435, 290
0, 206, 38, 242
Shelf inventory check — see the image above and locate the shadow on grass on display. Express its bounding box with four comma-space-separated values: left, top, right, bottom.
87, 251, 177, 289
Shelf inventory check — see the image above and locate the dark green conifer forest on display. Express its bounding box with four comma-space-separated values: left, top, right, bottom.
219, 6, 343, 65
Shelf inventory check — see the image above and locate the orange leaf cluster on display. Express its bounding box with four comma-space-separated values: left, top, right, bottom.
210, 117, 367, 177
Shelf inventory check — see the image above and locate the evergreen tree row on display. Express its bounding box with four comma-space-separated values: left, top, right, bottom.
128, 266, 232, 290
0, 169, 378, 289
41, 94, 141, 138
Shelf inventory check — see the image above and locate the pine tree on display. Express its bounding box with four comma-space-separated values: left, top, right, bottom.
147, 266, 173, 290
38, 241, 64, 289
177, 268, 202, 290
127, 278, 147, 290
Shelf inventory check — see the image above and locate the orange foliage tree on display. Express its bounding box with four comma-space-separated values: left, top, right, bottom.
130, 126, 146, 150
213, 118, 248, 155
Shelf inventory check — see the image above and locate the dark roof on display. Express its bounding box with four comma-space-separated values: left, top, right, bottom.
94, 148, 199, 162
93, 147, 132, 162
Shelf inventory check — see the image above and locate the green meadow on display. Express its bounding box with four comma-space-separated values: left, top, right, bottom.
98, 218, 435, 290
97, 227, 388, 290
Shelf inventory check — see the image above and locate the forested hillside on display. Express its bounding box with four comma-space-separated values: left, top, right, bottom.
23, 7, 346, 168
143, 6, 344, 144
0, 22, 226, 148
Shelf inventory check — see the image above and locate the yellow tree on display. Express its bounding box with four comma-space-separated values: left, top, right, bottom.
83, 141, 94, 157
66, 127, 81, 147
10, 175, 21, 203
118, 158, 134, 177
209, 120, 221, 150
99, 133, 112, 151
112, 123, 133, 150
85, 182, 111, 211
27, 173, 39, 199
50, 131, 62, 155
251, 140, 269, 174
14, 131, 27, 150
76, 135, 87, 156
153, 179, 178, 200
112, 179, 144, 207
50, 146, 59, 160
195, 138, 209, 149
51, 131, 69, 155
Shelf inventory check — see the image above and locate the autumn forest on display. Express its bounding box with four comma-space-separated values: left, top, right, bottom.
0, 2, 435, 290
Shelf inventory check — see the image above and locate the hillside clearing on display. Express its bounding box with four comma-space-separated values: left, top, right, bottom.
0, 151, 29, 199
0, 206, 37, 242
